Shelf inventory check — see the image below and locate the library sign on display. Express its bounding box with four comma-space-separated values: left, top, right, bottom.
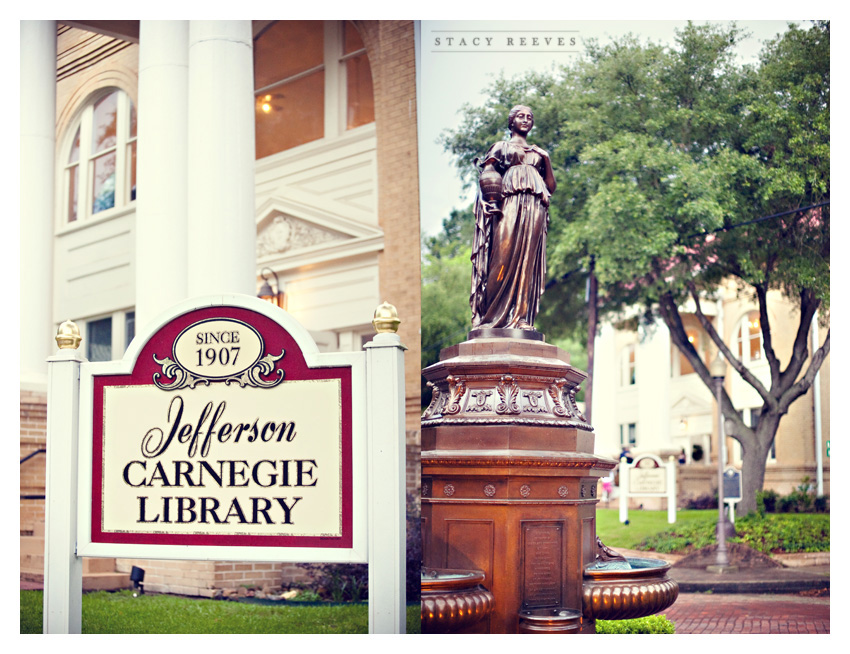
79, 297, 358, 553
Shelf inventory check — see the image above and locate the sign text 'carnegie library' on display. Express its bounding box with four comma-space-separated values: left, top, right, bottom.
91, 308, 353, 549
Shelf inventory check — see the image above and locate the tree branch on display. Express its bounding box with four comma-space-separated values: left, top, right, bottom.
779, 288, 820, 392
778, 328, 830, 413
658, 291, 748, 439
686, 283, 777, 409
755, 283, 782, 388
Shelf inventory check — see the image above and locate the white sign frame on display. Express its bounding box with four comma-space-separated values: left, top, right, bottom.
619, 454, 677, 525
76, 294, 368, 563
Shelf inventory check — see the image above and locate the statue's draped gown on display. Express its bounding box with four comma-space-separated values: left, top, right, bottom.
471, 140, 551, 329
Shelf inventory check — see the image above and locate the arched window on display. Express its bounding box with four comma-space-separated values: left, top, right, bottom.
63, 88, 137, 223
253, 20, 375, 159
735, 311, 764, 363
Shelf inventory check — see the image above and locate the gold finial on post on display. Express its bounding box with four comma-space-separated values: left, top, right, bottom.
372, 301, 400, 334
56, 319, 82, 350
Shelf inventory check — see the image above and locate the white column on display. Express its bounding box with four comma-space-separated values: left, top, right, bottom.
636, 319, 671, 451
364, 330, 407, 634
20, 21, 56, 388
591, 323, 618, 455
186, 21, 256, 297
811, 311, 823, 495
666, 455, 677, 524
43, 340, 84, 633
135, 21, 189, 327
619, 458, 629, 523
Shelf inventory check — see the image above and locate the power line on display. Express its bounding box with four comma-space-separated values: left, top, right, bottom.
684, 200, 829, 241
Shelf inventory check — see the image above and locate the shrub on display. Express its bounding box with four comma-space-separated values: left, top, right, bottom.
756, 489, 779, 514
684, 493, 717, 510
731, 513, 829, 553
299, 562, 368, 602
596, 614, 675, 634
638, 513, 829, 555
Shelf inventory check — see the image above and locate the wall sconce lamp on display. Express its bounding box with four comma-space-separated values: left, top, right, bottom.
258, 267, 286, 310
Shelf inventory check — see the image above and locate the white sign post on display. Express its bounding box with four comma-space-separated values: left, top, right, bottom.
618, 454, 677, 524
365, 328, 407, 634
43, 335, 84, 634
43, 295, 406, 634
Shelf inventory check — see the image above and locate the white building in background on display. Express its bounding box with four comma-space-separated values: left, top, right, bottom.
591, 284, 829, 501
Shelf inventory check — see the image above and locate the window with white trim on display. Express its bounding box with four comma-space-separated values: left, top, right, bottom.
735, 311, 764, 363
63, 88, 137, 224
80, 309, 135, 362
253, 20, 374, 159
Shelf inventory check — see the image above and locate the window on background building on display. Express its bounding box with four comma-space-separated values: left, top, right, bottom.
125, 311, 135, 349
736, 311, 764, 363
621, 344, 636, 386
82, 310, 136, 362
672, 320, 714, 377
619, 423, 637, 447
342, 21, 374, 130
87, 316, 112, 362
253, 20, 374, 159
63, 89, 137, 224
677, 328, 700, 375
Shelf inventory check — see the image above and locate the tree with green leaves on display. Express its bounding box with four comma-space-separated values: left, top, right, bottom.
439, 21, 829, 514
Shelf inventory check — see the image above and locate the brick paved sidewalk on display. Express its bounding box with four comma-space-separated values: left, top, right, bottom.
663, 592, 829, 634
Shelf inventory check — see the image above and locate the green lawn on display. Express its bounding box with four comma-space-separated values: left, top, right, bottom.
21, 590, 421, 634
595, 508, 715, 550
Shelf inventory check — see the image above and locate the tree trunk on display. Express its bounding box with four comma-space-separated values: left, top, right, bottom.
732, 411, 781, 515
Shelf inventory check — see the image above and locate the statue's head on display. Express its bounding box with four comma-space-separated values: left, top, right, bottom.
508, 105, 534, 133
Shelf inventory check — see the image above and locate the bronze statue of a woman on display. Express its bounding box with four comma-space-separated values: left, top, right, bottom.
470, 105, 556, 334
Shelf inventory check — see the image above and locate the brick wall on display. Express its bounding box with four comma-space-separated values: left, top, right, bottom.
20, 391, 47, 535
113, 558, 316, 597
358, 20, 422, 435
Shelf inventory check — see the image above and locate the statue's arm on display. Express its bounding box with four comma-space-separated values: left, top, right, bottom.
530, 145, 556, 194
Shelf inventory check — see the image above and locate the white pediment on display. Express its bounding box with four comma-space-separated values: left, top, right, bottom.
670, 391, 712, 417
256, 195, 383, 270
257, 213, 347, 258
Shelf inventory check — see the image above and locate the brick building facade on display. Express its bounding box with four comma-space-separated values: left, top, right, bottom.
20, 19, 421, 597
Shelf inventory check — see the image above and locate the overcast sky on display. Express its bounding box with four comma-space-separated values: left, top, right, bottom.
415, 20, 798, 238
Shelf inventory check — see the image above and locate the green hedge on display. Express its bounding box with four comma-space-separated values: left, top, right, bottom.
596, 615, 675, 634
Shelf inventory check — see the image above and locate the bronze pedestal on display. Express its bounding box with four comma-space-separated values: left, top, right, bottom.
421, 337, 616, 633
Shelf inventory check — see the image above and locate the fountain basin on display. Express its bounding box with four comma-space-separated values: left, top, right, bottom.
421, 568, 495, 633
582, 557, 679, 621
